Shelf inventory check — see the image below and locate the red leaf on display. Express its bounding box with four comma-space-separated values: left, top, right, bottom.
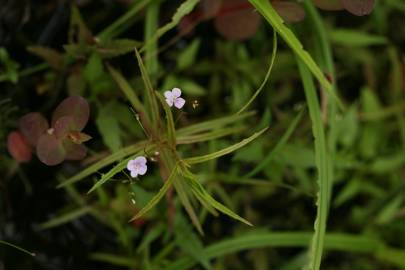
64, 140, 87, 160
201, 0, 222, 19
342, 0, 374, 16
312, 0, 344, 10
7, 131, 32, 163
272, 1, 306, 23
36, 134, 66, 166
53, 116, 76, 139
214, 0, 261, 40
51, 96, 90, 131
19, 112, 49, 146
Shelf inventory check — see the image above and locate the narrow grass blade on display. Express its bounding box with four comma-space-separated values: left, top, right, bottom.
57, 141, 147, 188
245, 109, 304, 178
177, 126, 246, 145
90, 253, 136, 267
140, 0, 199, 52
0, 240, 36, 257
183, 168, 252, 226
248, 0, 344, 110
185, 127, 268, 164
297, 59, 330, 270
177, 111, 255, 136
87, 145, 154, 194
156, 92, 176, 146
134, 48, 161, 131
107, 64, 148, 119
129, 165, 177, 221
97, 0, 150, 40
39, 207, 92, 229
237, 31, 277, 114
166, 232, 389, 270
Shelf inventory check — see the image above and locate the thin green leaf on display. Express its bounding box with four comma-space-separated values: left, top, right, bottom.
297, 59, 330, 270
40, 207, 92, 229
57, 141, 147, 188
248, 0, 344, 110
156, 92, 176, 146
134, 48, 161, 132
246, 109, 304, 178
140, 0, 200, 52
185, 127, 268, 164
237, 31, 277, 114
130, 165, 177, 221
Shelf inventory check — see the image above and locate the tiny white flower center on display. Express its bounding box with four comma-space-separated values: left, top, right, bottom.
47, 128, 54, 135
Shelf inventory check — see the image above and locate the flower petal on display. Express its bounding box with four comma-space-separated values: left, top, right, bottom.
165, 98, 174, 107
127, 159, 136, 170
137, 164, 147, 175
174, 97, 186, 109
134, 156, 147, 165
164, 90, 174, 100
130, 170, 138, 178
172, 87, 182, 98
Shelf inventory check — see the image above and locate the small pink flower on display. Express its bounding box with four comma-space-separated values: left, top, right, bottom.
127, 156, 147, 178
164, 88, 186, 109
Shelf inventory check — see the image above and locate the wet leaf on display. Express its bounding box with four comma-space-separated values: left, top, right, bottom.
312, 0, 343, 10
7, 131, 32, 162
51, 96, 90, 131
342, 0, 374, 16
19, 112, 49, 146
36, 134, 66, 166
214, 0, 261, 40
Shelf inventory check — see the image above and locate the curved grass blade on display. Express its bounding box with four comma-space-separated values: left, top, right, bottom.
177, 111, 255, 136
39, 207, 92, 229
245, 108, 304, 178
140, 0, 199, 52
185, 127, 268, 164
248, 0, 344, 110
87, 145, 154, 194
297, 58, 330, 270
0, 240, 36, 257
57, 141, 147, 188
237, 31, 277, 114
129, 164, 177, 221
166, 232, 387, 270
156, 92, 176, 146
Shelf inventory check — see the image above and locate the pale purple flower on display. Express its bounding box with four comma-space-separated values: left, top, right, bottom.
127, 156, 147, 178
164, 87, 185, 109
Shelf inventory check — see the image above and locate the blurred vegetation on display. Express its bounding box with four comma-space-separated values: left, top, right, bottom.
1, 0, 405, 269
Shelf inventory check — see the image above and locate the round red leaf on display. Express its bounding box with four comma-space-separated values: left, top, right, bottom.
312, 0, 343, 10
7, 131, 32, 163
51, 96, 90, 131
19, 112, 49, 146
214, 0, 261, 41
342, 0, 374, 16
272, 1, 306, 23
53, 116, 75, 139
64, 140, 87, 160
36, 134, 66, 166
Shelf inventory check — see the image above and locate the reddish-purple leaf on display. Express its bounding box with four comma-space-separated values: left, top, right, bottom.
36, 134, 66, 166
64, 141, 87, 160
51, 96, 90, 131
272, 1, 306, 23
342, 0, 374, 16
7, 131, 32, 163
312, 0, 344, 10
53, 116, 76, 139
214, 0, 261, 40
19, 112, 49, 146
201, 0, 222, 19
